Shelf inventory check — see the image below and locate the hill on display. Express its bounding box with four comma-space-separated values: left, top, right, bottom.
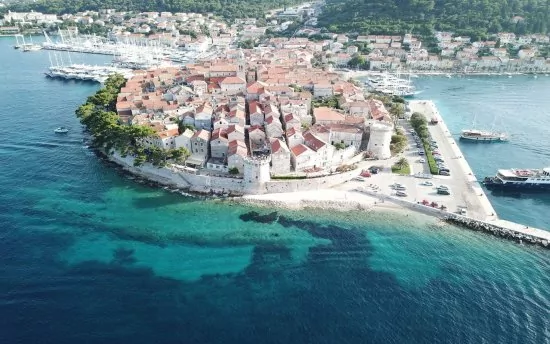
318, 0, 550, 38
4, 0, 303, 20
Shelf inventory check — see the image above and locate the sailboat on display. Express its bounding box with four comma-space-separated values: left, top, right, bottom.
21, 35, 42, 52
460, 114, 508, 142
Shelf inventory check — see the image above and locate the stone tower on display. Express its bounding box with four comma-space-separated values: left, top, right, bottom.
243, 155, 271, 193
237, 48, 246, 81
366, 122, 393, 159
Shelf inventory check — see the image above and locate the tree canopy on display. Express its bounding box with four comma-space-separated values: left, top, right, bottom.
318, 0, 550, 36
77, 74, 190, 167
7, 0, 306, 20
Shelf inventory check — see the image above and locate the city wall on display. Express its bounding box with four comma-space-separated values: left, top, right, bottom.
108, 152, 359, 196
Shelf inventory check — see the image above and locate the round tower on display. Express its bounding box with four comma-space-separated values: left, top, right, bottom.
366, 122, 393, 159
243, 155, 271, 185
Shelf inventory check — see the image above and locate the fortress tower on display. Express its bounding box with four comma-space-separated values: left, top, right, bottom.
366, 122, 393, 160
243, 155, 271, 193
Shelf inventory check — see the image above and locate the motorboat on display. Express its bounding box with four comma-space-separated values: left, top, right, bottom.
54, 127, 69, 133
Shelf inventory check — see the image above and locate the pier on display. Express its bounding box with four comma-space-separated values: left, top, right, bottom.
406, 100, 550, 246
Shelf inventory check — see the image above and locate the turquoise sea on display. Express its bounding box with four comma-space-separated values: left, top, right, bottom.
1, 37, 549, 343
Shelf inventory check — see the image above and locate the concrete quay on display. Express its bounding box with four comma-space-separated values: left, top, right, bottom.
406, 100, 550, 246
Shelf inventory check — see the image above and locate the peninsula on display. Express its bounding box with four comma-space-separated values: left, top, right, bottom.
77, 50, 550, 248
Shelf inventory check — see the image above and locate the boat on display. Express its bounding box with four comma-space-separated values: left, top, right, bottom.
54, 127, 69, 133
22, 44, 42, 52
365, 71, 417, 97
483, 168, 550, 191
460, 129, 507, 142
460, 114, 508, 142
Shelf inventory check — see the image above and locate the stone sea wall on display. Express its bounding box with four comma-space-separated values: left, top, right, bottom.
107, 152, 360, 196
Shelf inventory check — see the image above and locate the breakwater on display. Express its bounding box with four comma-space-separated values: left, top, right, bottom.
356, 187, 550, 249
444, 215, 550, 249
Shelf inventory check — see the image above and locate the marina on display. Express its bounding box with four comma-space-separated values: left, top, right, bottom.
41, 29, 201, 67
44, 63, 134, 83
363, 71, 418, 97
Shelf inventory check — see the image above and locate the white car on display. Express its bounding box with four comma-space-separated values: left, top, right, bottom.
418, 158, 426, 163
421, 181, 434, 186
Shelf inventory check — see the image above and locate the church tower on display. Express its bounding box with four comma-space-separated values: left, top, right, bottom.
237, 48, 246, 81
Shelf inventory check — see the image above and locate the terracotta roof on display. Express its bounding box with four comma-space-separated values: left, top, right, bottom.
220, 76, 246, 84
228, 139, 248, 156
286, 127, 301, 137
291, 144, 311, 157
314, 107, 346, 122
303, 131, 326, 151
270, 138, 289, 154
226, 124, 244, 134
284, 113, 298, 123
192, 129, 211, 141
158, 128, 180, 139
248, 101, 263, 114
211, 128, 228, 140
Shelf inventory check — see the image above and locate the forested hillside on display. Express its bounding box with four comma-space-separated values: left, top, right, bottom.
318, 0, 550, 38
5, 0, 302, 19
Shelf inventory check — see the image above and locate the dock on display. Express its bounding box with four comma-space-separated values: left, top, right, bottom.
407, 100, 550, 246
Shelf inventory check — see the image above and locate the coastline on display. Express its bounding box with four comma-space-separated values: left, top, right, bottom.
346, 70, 550, 79
97, 149, 550, 249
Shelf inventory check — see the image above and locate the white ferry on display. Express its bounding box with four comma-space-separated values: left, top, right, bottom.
460, 129, 508, 142
483, 168, 550, 191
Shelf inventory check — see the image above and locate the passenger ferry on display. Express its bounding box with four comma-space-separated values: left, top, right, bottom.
460, 129, 508, 142
483, 168, 550, 190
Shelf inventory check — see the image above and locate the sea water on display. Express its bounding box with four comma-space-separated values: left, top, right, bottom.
1, 38, 549, 343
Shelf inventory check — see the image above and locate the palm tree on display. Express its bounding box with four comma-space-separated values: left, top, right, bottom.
396, 157, 408, 168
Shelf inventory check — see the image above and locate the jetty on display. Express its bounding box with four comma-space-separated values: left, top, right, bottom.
403, 100, 550, 247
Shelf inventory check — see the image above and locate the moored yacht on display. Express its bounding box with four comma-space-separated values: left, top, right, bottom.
460, 129, 508, 142
483, 168, 550, 191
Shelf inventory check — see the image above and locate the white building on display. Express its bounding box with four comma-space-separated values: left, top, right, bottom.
174, 128, 194, 152
270, 138, 291, 175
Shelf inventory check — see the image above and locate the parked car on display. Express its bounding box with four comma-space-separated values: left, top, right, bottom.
439, 170, 451, 176
369, 166, 381, 174
437, 188, 451, 195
